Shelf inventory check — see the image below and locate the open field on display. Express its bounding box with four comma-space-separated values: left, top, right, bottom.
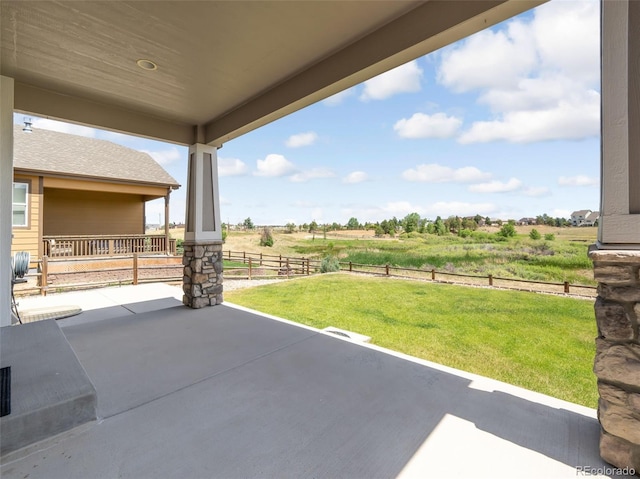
225, 274, 598, 408
216, 226, 598, 286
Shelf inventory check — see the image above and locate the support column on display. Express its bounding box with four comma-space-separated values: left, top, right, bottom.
182, 143, 223, 308
164, 189, 171, 255
590, 0, 640, 471
1, 76, 14, 327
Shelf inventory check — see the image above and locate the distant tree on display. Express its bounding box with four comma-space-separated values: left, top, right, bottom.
243, 217, 254, 230
259, 227, 274, 247
346, 217, 361, 230
474, 214, 483, 225
331, 222, 342, 231
529, 228, 541, 240
285, 222, 296, 234
434, 216, 447, 236
462, 217, 478, 231
485, 216, 491, 226
402, 212, 421, 233
374, 225, 385, 237
301, 223, 309, 232
309, 220, 318, 233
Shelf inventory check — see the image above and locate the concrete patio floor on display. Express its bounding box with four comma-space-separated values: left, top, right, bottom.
0, 284, 630, 479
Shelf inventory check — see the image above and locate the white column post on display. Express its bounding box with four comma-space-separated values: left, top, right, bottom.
182, 143, 224, 308
589, 0, 640, 471
1, 76, 14, 327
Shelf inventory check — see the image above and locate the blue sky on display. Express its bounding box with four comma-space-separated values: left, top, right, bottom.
15, 0, 600, 227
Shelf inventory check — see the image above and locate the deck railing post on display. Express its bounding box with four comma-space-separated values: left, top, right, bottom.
133, 254, 139, 285
40, 255, 48, 296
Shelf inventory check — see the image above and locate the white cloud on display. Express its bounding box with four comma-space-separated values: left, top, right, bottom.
322, 88, 355, 106
255, 154, 297, 177
468, 178, 522, 193
285, 131, 318, 148
218, 157, 248, 176
558, 175, 598, 187
458, 89, 599, 144
522, 186, 551, 197
360, 60, 423, 101
290, 168, 335, 183
401, 163, 491, 183
32, 118, 98, 138
343, 171, 369, 184
142, 147, 182, 165
438, 0, 600, 144
426, 201, 496, 217
394, 112, 462, 139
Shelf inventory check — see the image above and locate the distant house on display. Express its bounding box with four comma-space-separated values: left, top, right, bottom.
12, 125, 180, 262
570, 210, 593, 227
584, 211, 600, 227
517, 217, 537, 226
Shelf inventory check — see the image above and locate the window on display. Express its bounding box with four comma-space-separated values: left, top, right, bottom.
12, 182, 28, 227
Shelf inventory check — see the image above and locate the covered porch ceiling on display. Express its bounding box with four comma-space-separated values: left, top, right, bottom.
1, 0, 544, 147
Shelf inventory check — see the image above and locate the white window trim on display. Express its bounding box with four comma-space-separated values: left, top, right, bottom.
12, 181, 29, 228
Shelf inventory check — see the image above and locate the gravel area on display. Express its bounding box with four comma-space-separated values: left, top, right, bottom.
223, 278, 285, 292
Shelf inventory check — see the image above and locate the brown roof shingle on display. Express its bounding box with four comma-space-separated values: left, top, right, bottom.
13, 125, 180, 188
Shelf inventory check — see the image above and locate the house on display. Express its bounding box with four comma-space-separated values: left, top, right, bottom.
570, 210, 593, 227
517, 217, 537, 226
12, 124, 180, 262
584, 211, 600, 226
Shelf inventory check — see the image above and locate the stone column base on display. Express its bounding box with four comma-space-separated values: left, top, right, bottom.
589, 248, 640, 472
182, 241, 223, 308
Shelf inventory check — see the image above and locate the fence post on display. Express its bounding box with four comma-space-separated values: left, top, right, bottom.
431, 269, 435, 280
279, 254, 282, 270
349, 261, 353, 272
488, 274, 493, 286
385, 264, 389, 276
564, 281, 569, 294
248, 257, 252, 280
41, 255, 48, 296
307, 258, 310, 275
133, 254, 139, 285
286, 258, 290, 278
260, 253, 263, 266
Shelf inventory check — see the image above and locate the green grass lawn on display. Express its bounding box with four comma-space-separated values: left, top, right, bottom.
225, 274, 598, 408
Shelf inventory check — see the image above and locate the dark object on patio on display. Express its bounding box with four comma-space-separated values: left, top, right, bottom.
11, 251, 30, 324
1, 366, 11, 417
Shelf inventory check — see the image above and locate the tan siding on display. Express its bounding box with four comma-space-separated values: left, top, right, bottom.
42, 176, 167, 198
11, 175, 41, 264
44, 189, 145, 236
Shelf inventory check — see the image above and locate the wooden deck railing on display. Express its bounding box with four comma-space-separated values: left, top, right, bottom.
42, 235, 177, 258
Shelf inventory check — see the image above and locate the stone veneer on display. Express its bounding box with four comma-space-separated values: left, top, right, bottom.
589, 248, 640, 472
182, 241, 223, 308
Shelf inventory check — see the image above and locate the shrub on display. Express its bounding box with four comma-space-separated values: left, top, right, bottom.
529, 229, 541, 240
459, 229, 472, 238
544, 233, 555, 241
320, 256, 340, 273
498, 223, 516, 237
259, 227, 274, 247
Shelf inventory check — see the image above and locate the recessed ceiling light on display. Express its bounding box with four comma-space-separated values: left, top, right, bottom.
136, 59, 158, 71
